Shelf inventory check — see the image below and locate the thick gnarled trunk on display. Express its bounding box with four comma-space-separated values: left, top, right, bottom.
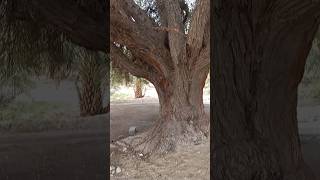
212, 1, 320, 179
132, 68, 209, 155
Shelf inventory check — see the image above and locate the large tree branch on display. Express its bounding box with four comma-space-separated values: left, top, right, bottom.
194, 44, 210, 72
29, 0, 107, 51
110, 44, 159, 83
110, 0, 172, 77
187, 0, 210, 60
155, 0, 168, 27
164, 0, 187, 65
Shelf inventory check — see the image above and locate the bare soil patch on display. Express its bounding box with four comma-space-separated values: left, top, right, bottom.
110, 139, 210, 180
110, 102, 210, 179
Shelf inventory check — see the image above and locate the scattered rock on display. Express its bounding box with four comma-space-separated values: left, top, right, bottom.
116, 141, 127, 147
193, 137, 201, 145
194, 141, 201, 145
129, 126, 137, 136
110, 166, 115, 174
116, 167, 122, 174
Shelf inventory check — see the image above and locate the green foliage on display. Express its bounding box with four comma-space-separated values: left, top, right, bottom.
0, 4, 69, 102
0, 18, 107, 102
110, 64, 132, 87
302, 42, 320, 85
300, 33, 320, 101
0, 0, 109, 103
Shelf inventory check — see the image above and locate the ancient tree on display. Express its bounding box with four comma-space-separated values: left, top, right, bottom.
111, 0, 210, 154
212, 1, 320, 179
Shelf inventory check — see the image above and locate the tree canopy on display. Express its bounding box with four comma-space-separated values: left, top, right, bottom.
110, 0, 209, 84
0, 0, 107, 51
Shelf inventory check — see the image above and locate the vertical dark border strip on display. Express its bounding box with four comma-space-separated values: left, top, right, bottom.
106, 0, 111, 179
210, 0, 214, 179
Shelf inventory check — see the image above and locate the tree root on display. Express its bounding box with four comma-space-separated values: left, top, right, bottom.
120, 116, 209, 158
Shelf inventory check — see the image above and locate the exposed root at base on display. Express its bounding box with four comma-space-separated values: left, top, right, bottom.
117, 118, 209, 158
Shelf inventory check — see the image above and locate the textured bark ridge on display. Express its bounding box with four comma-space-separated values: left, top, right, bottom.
130, 70, 209, 155
212, 1, 320, 180
110, 0, 210, 155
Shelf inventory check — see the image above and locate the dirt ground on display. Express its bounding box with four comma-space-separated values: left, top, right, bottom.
111, 138, 209, 180
1, 77, 319, 179
110, 100, 320, 180
110, 102, 210, 180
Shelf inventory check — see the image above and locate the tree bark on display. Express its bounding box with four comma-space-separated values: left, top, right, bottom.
212, 1, 320, 180
132, 67, 209, 155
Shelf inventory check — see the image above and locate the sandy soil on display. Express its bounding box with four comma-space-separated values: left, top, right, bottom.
110, 102, 210, 180
110, 101, 320, 180
110, 139, 210, 180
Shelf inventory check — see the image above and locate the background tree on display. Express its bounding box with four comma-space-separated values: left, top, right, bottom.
110, 64, 132, 87
212, 1, 320, 179
133, 77, 147, 98
111, 50, 149, 99
111, 0, 210, 155
74, 48, 109, 116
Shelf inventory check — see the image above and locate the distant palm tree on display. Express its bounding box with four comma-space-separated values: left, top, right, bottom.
74, 48, 108, 116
